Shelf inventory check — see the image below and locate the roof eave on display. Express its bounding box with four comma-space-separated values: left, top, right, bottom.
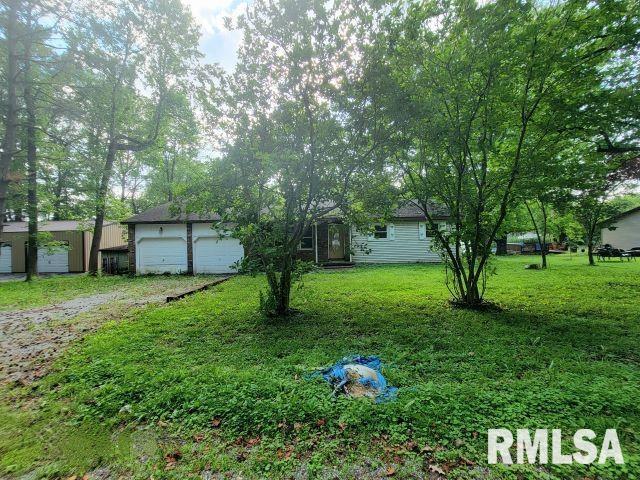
120, 219, 218, 225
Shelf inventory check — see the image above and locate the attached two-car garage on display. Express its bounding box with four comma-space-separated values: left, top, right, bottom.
133, 222, 243, 275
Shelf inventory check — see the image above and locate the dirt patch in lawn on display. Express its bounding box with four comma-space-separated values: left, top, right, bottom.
0, 278, 226, 386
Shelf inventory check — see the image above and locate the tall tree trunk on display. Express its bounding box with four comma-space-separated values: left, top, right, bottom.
585, 220, 597, 266
120, 174, 126, 202
525, 200, 548, 269
24, 20, 38, 281
540, 229, 547, 268
463, 277, 481, 306
586, 226, 596, 266
0, 0, 20, 240
52, 168, 63, 220
88, 140, 118, 274
276, 257, 292, 315
495, 236, 507, 255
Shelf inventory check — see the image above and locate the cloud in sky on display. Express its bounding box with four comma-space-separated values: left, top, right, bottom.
180, 0, 250, 71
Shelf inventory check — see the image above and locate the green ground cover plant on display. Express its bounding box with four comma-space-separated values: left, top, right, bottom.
1, 255, 638, 478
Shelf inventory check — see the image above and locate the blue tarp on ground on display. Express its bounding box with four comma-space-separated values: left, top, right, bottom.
313, 355, 398, 402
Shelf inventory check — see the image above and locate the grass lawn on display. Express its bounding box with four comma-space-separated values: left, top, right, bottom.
0, 274, 219, 311
1, 255, 639, 479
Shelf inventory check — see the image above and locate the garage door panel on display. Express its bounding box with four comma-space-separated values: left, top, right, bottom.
38, 246, 69, 273
0, 244, 11, 273
194, 237, 243, 274
138, 237, 187, 274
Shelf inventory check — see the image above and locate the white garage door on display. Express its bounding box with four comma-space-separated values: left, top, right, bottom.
0, 244, 11, 273
138, 237, 188, 274
38, 246, 69, 273
194, 236, 244, 274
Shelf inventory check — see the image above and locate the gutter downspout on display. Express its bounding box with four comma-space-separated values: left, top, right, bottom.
314, 222, 318, 264
349, 225, 352, 263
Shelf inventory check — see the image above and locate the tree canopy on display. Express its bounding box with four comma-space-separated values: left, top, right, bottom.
1, 0, 638, 303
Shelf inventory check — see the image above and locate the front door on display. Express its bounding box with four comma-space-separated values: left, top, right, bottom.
328, 224, 346, 260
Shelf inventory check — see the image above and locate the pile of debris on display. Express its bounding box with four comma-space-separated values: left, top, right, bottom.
315, 355, 397, 402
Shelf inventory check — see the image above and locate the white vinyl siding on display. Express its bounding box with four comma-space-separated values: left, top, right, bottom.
351, 221, 442, 263
135, 224, 188, 274
192, 223, 244, 274
0, 244, 11, 273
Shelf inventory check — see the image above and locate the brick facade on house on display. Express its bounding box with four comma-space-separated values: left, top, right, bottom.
186, 223, 194, 274
317, 222, 329, 262
127, 224, 136, 274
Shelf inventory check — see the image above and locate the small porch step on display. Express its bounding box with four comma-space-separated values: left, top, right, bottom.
320, 262, 355, 269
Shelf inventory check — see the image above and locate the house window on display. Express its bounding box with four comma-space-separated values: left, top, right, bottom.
420, 222, 445, 239
299, 226, 313, 250
373, 225, 387, 239
426, 223, 441, 237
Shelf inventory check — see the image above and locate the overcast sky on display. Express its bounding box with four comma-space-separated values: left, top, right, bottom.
180, 0, 250, 71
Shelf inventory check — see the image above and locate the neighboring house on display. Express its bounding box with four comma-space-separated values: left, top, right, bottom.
0, 220, 126, 274
601, 206, 640, 250
122, 200, 449, 275
505, 232, 548, 255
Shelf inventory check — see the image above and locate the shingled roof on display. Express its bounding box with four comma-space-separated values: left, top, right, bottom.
393, 200, 449, 220
121, 203, 221, 224
123, 200, 449, 224
602, 205, 640, 224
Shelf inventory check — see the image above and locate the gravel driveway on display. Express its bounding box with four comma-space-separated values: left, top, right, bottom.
0, 292, 122, 384
0, 278, 220, 385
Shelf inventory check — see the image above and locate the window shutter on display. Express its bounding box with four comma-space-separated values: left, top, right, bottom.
388, 224, 395, 240
419, 222, 426, 240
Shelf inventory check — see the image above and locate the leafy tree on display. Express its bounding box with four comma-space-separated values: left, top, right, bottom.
375, 0, 639, 306
65, 0, 201, 274
607, 193, 640, 213
563, 147, 640, 265
196, 0, 389, 316
139, 91, 201, 205
514, 136, 574, 268
21, 0, 65, 280
113, 151, 144, 210
0, 0, 20, 237
0, 0, 69, 279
